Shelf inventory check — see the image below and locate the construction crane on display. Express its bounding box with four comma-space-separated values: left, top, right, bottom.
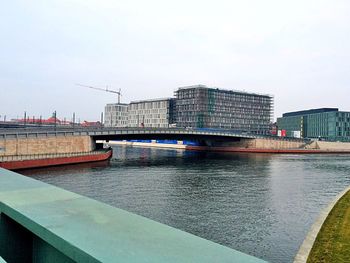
76, 83, 122, 103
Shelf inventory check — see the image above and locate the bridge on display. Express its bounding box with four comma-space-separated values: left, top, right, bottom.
0, 126, 307, 145
0, 126, 272, 141
0, 127, 308, 166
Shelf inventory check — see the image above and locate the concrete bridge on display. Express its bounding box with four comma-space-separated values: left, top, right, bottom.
0, 126, 270, 140
0, 127, 308, 160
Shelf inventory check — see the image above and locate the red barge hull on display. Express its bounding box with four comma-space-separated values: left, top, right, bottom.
186, 146, 350, 154
0, 149, 113, 171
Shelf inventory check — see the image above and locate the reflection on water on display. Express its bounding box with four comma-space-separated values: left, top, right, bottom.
21, 146, 350, 263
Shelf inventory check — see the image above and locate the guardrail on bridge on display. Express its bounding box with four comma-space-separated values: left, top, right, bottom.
0, 168, 266, 263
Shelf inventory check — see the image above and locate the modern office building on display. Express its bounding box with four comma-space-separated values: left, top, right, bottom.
104, 99, 175, 128
174, 85, 273, 133
277, 108, 350, 141
128, 98, 175, 128
104, 103, 129, 127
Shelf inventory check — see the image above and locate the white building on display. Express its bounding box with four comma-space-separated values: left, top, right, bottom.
104, 99, 175, 128
128, 98, 175, 128
104, 103, 128, 127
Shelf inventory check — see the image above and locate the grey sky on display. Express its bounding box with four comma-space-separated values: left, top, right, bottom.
1, 0, 349, 122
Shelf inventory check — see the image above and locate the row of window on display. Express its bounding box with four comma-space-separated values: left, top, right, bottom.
176, 90, 272, 102
177, 113, 270, 120
177, 121, 269, 129
128, 119, 169, 124
176, 104, 271, 112
177, 117, 268, 124
128, 109, 168, 115
129, 114, 168, 119
129, 101, 170, 110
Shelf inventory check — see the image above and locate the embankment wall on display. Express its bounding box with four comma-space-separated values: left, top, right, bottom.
314, 141, 350, 150
0, 135, 94, 156
214, 138, 306, 149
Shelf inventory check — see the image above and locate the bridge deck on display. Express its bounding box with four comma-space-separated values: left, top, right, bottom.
0, 127, 307, 143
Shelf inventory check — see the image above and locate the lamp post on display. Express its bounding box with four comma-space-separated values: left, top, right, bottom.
54, 111, 57, 131
72, 112, 75, 129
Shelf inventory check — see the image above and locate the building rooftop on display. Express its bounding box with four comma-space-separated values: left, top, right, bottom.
130, 98, 174, 104
282, 108, 339, 118
105, 103, 129, 106
176, 85, 273, 98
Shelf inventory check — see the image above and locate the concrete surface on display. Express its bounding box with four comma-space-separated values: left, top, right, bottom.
0, 136, 93, 156
0, 168, 266, 263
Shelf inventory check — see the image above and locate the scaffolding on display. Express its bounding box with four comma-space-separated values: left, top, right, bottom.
174, 85, 274, 133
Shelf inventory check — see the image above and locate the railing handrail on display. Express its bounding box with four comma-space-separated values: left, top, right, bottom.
0, 168, 266, 263
0, 127, 309, 143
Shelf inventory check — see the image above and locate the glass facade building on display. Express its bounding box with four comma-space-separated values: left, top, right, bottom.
277, 108, 350, 141
174, 85, 274, 133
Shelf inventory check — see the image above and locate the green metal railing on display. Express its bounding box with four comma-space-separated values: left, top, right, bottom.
0, 168, 266, 263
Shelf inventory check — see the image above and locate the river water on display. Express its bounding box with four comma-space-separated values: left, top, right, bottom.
21, 146, 350, 263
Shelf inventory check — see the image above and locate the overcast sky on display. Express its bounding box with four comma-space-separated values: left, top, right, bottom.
0, 0, 349, 122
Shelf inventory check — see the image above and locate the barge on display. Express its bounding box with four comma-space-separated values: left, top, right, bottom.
0, 148, 113, 170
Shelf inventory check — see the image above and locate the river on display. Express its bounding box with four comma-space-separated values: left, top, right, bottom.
21, 146, 350, 262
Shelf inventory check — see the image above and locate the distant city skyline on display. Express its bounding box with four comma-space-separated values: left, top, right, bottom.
1, 0, 349, 121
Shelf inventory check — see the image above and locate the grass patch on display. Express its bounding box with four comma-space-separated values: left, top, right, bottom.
307, 190, 350, 263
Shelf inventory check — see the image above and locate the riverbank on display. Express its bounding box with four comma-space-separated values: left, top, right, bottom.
106, 140, 350, 154
187, 146, 350, 154
106, 140, 187, 149
294, 187, 350, 263
307, 189, 350, 262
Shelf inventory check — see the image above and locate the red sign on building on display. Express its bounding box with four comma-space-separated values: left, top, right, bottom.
281, 130, 287, 137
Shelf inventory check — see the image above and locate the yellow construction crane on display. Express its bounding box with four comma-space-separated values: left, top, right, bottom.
76, 83, 122, 103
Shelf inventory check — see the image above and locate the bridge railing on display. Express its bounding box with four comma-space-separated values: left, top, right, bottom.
0, 168, 266, 263
0, 126, 310, 143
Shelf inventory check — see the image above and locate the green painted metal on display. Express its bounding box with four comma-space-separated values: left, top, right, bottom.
0, 168, 266, 263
